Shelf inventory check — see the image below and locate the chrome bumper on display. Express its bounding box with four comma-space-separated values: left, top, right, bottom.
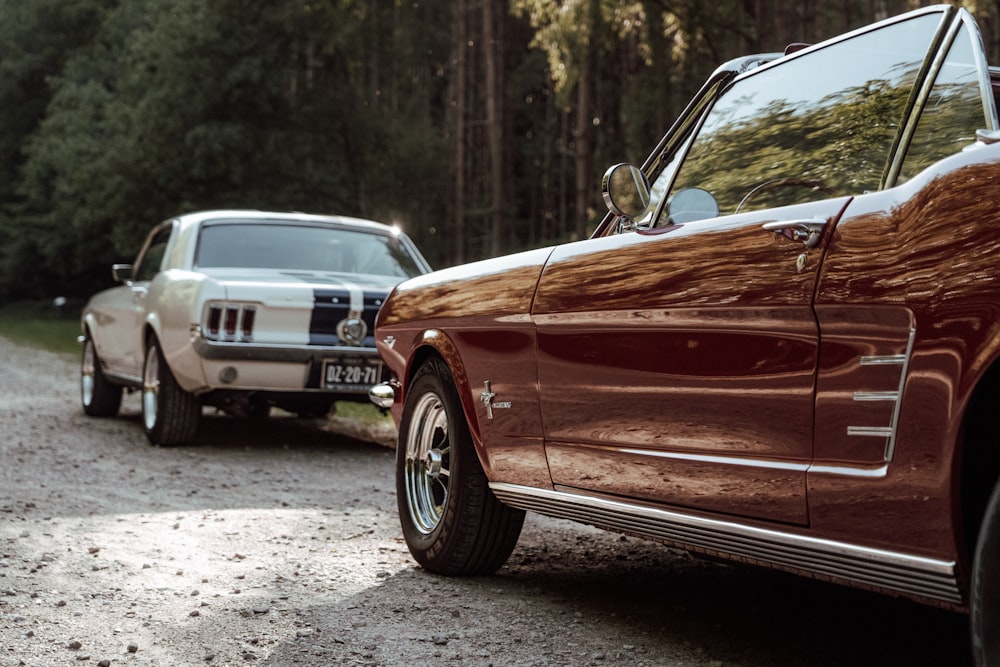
368, 382, 396, 408
192, 337, 380, 363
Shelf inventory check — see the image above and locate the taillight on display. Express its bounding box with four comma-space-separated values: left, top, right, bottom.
207, 305, 222, 336
204, 302, 256, 341
224, 306, 239, 337
241, 306, 256, 340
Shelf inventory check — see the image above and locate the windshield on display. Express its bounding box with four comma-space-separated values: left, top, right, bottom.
662, 11, 946, 218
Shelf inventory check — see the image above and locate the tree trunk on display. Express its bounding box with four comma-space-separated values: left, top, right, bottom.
454, 0, 467, 265
573, 0, 598, 241
483, 0, 503, 256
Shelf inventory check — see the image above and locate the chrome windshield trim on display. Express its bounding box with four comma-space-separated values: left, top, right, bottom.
490, 482, 961, 605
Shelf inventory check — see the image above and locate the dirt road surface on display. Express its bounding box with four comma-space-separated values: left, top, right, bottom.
0, 336, 973, 666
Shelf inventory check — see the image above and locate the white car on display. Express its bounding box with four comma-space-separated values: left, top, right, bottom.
80, 210, 431, 445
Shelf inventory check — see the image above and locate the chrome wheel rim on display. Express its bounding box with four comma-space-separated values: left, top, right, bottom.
404, 392, 451, 535
142, 347, 159, 431
81, 340, 96, 406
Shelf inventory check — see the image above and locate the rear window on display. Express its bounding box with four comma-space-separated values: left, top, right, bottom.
195, 222, 424, 278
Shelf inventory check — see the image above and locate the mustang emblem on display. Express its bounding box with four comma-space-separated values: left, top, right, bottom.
480, 380, 512, 421
336, 316, 368, 346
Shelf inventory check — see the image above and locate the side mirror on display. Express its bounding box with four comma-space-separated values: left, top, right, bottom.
602, 163, 650, 221
112, 264, 133, 284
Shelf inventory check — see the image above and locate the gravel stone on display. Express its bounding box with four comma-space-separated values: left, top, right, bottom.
0, 336, 973, 666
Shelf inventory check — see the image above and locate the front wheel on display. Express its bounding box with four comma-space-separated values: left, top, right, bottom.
972, 478, 1000, 665
142, 340, 200, 446
81, 335, 122, 417
397, 357, 525, 575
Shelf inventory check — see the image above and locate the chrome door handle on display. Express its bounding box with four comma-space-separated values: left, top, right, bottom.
762, 218, 828, 248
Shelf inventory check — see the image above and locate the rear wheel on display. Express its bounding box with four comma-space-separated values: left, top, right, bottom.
142, 340, 200, 446
396, 357, 524, 575
972, 478, 1000, 666
80, 335, 122, 417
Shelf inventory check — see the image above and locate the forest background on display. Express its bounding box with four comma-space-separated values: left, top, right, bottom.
1, 0, 997, 300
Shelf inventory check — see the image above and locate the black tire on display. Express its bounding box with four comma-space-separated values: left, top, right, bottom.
141, 339, 200, 446
248, 401, 272, 419
972, 478, 1000, 666
81, 335, 123, 417
396, 357, 525, 575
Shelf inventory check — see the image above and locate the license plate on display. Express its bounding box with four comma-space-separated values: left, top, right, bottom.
322, 356, 382, 391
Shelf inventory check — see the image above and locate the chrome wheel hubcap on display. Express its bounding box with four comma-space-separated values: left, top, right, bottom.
81, 340, 96, 406
404, 392, 451, 535
142, 347, 159, 430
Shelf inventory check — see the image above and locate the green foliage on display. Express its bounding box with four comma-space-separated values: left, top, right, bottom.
0, 0, 994, 300
0, 0, 452, 298
0, 0, 110, 202
0, 301, 82, 356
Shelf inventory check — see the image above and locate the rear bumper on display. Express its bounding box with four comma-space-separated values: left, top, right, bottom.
192, 338, 380, 363
368, 382, 397, 408
182, 338, 384, 394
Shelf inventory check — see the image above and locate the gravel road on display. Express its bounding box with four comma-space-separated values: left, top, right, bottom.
0, 336, 974, 666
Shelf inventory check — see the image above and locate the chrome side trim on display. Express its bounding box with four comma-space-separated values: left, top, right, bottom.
614, 447, 808, 472
848, 326, 916, 461
491, 482, 962, 605
807, 463, 889, 478
852, 391, 899, 401
847, 425, 894, 437
859, 354, 907, 365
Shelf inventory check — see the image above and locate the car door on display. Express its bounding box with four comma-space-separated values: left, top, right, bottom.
533, 7, 951, 525
807, 9, 1000, 548
101, 223, 173, 379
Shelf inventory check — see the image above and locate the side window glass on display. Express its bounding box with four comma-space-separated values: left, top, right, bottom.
897, 25, 990, 182
636, 83, 722, 229
667, 13, 942, 216
134, 228, 170, 282
639, 144, 686, 228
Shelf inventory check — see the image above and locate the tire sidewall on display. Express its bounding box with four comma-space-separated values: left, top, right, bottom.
81, 334, 122, 417
141, 339, 199, 446
972, 479, 1000, 666
142, 342, 164, 441
395, 359, 473, 564
81, 337, 95, 410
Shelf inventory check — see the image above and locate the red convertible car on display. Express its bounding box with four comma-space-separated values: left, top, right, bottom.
370, 6, 1000, 663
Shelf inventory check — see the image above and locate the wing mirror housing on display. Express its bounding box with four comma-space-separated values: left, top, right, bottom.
112, 264, 133, 284
602, 163, 650, 230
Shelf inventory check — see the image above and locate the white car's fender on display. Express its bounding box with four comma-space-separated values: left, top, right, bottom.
146, 270, 225, 393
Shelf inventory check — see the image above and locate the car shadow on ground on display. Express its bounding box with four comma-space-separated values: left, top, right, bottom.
110, 405, 391, 455
256, 521, 972, 667
106, 405, 970, 666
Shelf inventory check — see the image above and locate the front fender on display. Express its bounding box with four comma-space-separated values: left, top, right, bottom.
398, 321, 550, 488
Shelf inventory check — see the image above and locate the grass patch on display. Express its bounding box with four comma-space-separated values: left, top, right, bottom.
0, 301, 82, 356
329, 400, 397, 447
335, 400, 394, 425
